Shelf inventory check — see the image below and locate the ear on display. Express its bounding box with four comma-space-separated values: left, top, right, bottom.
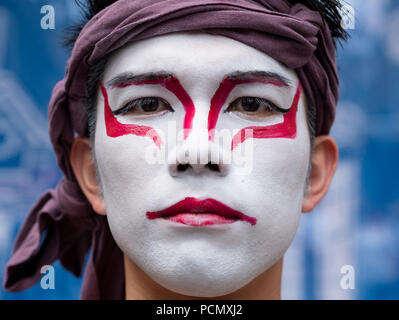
302, 135, 339, 213
70, 137, 106, 215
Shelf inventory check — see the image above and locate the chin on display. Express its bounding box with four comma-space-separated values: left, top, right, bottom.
146, 267, 256, 298
128, 247, 283, 298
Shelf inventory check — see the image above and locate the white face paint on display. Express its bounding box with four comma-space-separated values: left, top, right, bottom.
94, 32, 311, 297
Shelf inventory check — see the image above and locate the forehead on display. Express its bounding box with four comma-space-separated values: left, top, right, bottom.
103, 31, 298, 84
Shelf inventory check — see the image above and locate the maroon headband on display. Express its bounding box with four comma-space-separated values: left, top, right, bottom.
4, 0, 339, 299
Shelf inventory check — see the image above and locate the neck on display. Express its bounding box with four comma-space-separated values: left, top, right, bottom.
124, 254, 283, 300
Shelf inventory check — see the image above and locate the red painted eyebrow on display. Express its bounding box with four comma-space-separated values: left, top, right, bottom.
207, 73, 291, 141
104, 73, 195, 139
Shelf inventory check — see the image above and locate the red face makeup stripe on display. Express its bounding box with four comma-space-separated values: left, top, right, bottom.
114, 76, 195, 139
100, 84, 162, 148
231, 82, 302, 150
208, 76, 287, 141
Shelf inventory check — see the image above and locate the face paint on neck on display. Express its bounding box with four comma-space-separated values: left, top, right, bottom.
231, 82, 302, 150
108, 74, 195, 140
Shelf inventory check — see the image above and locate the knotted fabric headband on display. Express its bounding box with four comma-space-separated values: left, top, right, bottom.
4, 0, 339, 299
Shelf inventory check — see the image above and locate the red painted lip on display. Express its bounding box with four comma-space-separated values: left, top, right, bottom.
146, 197, 257, 227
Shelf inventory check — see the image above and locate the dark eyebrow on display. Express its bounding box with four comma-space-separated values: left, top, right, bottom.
105, 71, 172, 87
105, 70, 292, 88
226, 70, 291, 88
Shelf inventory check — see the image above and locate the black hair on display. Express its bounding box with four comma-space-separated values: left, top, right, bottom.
62, 0, 116, 50
62, 0, 348, 150
287, 0, 349, 45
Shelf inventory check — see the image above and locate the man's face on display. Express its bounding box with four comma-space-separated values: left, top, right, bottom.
94, 32, 310, 297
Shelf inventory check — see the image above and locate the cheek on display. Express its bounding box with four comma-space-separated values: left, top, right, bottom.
253, 138, 309, 192
94, 129, 164, 248
237, 99, 310, 222
94, 103, 160, 208
243, 119, 310, 261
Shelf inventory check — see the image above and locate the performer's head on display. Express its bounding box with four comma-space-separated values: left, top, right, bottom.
67, 0, 345, 298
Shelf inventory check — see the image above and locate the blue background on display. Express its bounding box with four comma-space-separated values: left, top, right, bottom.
0, 0, 398, 299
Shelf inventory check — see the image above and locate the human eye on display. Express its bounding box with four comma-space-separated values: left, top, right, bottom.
225, 97, 288, 120
113, 97, 174, 116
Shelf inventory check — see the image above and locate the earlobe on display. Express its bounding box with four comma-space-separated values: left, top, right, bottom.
70, 137, 106, 216
302, 135, 339, 213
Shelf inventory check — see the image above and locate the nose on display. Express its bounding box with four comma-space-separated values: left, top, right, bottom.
168, 132, 231, 177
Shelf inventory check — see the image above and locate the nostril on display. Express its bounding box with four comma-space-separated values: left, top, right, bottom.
174, 162, 223, 174
177, 163, 190, 172
206, 162, 220, 172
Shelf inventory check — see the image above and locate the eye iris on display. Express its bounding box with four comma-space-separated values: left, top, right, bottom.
241, 97, 260, 112
141, 98, 159, 112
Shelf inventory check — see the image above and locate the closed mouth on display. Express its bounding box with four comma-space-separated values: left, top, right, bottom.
146, 197, 257, 227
